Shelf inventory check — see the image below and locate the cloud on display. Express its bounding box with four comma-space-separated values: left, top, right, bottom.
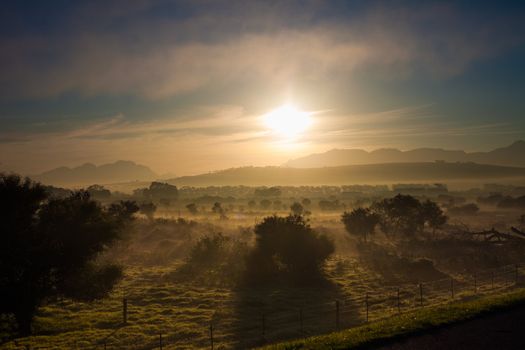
1, 2, 523, 100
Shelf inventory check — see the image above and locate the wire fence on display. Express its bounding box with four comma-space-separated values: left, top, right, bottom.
101, 263, 523, 349
11, 263, 525, 350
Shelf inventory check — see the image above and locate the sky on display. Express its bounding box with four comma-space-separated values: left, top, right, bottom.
1, 0, 525, 176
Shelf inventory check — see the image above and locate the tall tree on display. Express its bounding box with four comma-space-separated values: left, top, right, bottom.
0, 174, 137, 335
341, 207, 379, 242
421, 200, 448, 235
290, 202, 304, 216
372, 194, 426, 238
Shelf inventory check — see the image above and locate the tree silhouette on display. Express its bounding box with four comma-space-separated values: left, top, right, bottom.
290, 202, 304, 216
301, 198, 311, 207
0, 174, 137, 335
186, 203, 198, 215
245, 215, 334, 284
108, 200, 140, 223
86, 184, 111, 199
259, 199, 271, 209
139, 201, 157, 221
372, 194, 425, 238
212, 202, 227, 219
341, 207, 379, 242
421, 200, 447, 235
144, 181, 178, 199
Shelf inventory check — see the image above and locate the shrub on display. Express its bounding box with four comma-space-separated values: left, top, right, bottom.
245, 215, 334, 285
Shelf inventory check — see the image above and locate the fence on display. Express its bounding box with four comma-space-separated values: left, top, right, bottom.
87, 263, 524, 350
10, 263, 524, 350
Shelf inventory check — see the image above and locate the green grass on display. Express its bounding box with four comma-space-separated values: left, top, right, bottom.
259, 288, 525, 350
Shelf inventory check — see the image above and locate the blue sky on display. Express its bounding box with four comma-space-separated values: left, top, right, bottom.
1, 1, 525, 175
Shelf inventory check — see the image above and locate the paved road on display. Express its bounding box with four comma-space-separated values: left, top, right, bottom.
375, 304, 525, 349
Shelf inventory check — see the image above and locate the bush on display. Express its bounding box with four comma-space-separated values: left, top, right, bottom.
187, 233, 230, 266
244, 215, 334, 285
176, 233, 248, 286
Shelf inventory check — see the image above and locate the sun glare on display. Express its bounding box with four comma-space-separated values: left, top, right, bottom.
263, 104, 312, 139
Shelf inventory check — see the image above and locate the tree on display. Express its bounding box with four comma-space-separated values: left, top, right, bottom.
301, 198, 311, 207
186, 203, 198, 215
371, 194, 425, 238
139, 201, 157, 221
86, 184, 111, 199
143, 182, 178, 199
259, 199, 271, 209
421, 200, 448, 235
290, 202, 304, 216
245, 215, 334, 284
341, 207, 379, 242
0, 174, 136, 335
212, 202, 227, 219
254, 186, 281, 198
108, 200, 140, 223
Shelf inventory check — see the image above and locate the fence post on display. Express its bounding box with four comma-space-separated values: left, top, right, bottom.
365, 293, 369, 322
397, 288, 401, 314
335, 300, 340, 328
104, 341, 107, 350
210, 323, 214, 350
474, 274, 477, 294
262, 313, 266, 339
491, 271, 495, 289
419, 283, 423, 306
159, 333, 163, 350
299, 308, 304, 334
450, 279, 454, 299
122, 297, 128, 325
516, 264, 519, 285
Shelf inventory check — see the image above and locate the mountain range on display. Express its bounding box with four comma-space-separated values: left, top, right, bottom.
283, 140, 525, 168
168, 162, 525, 187
32, 160, 158, 187
29, 141, 525, 188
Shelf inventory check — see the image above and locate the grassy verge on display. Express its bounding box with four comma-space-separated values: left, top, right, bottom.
259, 288, 525, 350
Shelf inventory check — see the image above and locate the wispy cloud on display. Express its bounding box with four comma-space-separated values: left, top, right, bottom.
0, 2, 523, 100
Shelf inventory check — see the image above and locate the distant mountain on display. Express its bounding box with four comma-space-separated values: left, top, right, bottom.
283, 141, 525, 168
33, 160, 158, 187
168, 162, 525, 187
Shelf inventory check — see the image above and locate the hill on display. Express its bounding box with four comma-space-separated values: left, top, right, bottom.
167, 162, 525, 187
283, 141, 525, 168
32, 160, 158, 187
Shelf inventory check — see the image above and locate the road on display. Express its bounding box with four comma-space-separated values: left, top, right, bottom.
376, 304, 525, 349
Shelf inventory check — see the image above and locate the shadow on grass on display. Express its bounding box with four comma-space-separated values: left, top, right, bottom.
228, 274, 360, 349
357, 242, 449, 284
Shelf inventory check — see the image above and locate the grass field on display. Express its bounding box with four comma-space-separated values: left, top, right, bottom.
2, 211, 525, 349
259, 288, 525, 350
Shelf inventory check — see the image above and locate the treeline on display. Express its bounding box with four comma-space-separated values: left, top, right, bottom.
342, 194, 447, 242
477, 193, 525, 209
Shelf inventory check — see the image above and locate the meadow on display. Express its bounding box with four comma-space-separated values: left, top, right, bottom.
2, 186, 525, 349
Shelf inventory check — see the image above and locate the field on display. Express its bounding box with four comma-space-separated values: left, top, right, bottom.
261, 288, 525, 350
2, 188, 525, 349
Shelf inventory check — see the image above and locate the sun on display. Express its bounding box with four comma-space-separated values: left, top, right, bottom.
263, 104, 312, 139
